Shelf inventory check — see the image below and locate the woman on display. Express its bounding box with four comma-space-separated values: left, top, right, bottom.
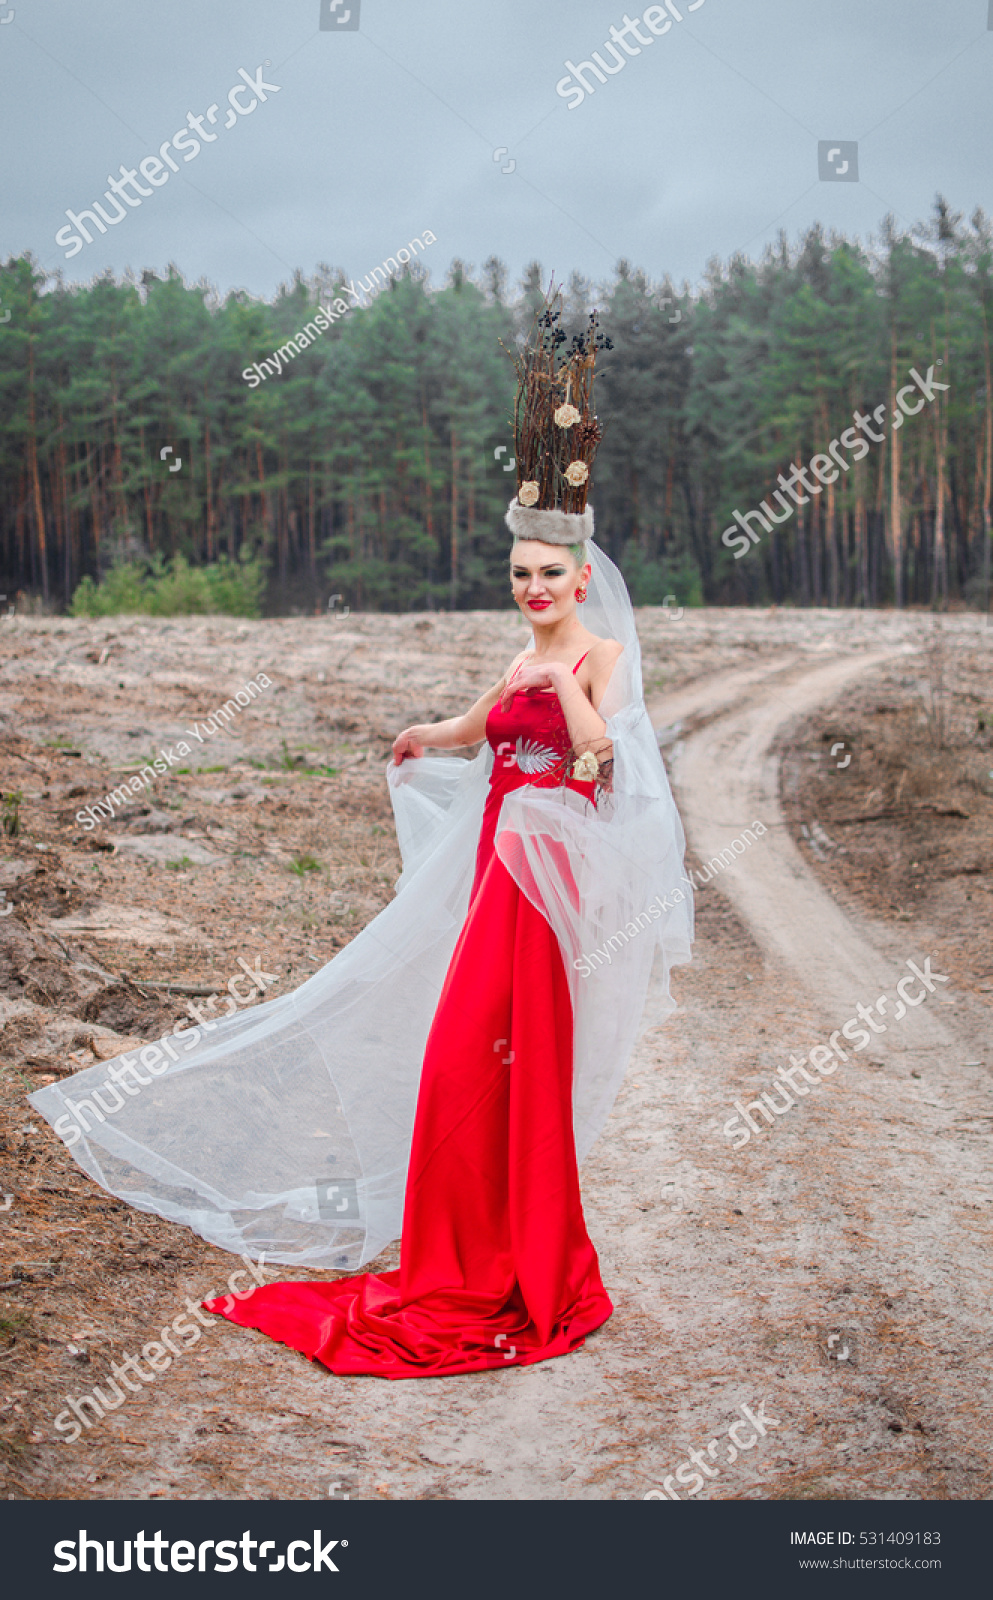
30, 298, 692, 1378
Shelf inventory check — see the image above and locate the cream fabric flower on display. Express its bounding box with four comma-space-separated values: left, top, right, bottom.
564, 461, 589, 487
518, 481, 540, 506
554, 403, 582, 429
572, 750, 600, 782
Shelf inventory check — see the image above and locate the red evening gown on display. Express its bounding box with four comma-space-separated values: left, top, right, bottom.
203, 661, 614, 1377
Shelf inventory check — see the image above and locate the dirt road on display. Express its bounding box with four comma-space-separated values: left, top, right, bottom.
1, 609, 990, 1500
632, 643, 992, 1501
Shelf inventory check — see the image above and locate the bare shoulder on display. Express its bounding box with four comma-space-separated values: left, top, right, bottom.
578, 636, 624, 705
588, 636, 623, 672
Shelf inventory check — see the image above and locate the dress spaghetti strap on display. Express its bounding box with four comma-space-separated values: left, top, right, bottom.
572, 650, 590, 675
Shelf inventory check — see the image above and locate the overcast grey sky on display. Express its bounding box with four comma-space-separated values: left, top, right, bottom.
1, 0, 990, 300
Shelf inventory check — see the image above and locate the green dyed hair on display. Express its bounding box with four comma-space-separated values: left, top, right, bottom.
511, 539, 587, 569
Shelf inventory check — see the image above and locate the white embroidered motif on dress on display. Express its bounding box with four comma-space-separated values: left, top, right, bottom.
514, 738, 559, 777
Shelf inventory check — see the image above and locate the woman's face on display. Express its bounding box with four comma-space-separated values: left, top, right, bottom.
510, 541, 590, 623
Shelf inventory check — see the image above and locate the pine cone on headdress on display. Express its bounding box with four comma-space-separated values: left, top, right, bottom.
573, 417, 603, 454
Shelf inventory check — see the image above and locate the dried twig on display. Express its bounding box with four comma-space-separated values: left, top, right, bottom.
125, 978, 220, 997
0, 738, 49, 776
504, 281, 610, 513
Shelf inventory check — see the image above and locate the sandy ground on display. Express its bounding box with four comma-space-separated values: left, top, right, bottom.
0, 605, 990, 1501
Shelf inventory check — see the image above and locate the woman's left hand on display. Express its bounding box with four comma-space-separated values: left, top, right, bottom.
498, 659, 565, 711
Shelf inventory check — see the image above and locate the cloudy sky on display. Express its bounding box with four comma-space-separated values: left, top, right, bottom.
2, 0, 991, 301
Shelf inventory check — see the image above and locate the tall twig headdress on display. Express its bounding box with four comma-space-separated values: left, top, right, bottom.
504, 284, 610, 547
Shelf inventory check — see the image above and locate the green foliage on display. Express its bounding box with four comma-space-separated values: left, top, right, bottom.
622, 547, 704, 608
289, 854, 322, 875
70, 554, 264, 617
1, 791, 22, 837
279, 740, 337, 775
5, 211, 993, 612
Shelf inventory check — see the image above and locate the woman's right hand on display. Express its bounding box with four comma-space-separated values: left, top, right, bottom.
392, 727, 425, 765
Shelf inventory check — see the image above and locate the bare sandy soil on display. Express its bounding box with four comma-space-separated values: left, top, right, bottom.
0, 605, 990, 1501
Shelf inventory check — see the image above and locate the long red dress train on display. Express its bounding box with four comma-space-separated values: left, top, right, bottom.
203, 669, 613, 1376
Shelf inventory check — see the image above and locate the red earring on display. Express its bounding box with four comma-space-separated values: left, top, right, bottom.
575, 586, 587, 602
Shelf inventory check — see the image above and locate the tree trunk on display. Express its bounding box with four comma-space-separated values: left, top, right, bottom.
827, 473, 838, 607
855, 482, 868, 608
254, 440, 270, 572
138, 424, 155, 552
449, 423, 458, 610
796, 454, 810, 605
110, 367, 128, 556
308, 466, 317, 593
86, 450, 103, 571
984, 316, 993, 617
888, 331, 903, 607
203, 410, 215, 562
930, 339, 948, 605
56, 419, 73, 604
26, 340, 49, 601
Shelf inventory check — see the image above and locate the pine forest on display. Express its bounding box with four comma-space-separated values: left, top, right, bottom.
1, 198, 991, 617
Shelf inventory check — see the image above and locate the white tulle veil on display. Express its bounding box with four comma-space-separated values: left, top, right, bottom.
29, 541, 692, 1269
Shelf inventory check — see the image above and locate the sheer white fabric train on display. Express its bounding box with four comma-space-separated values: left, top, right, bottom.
29, 542, 692, 1269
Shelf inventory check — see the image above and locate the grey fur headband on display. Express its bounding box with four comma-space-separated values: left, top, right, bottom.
505, 498, 595, 546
